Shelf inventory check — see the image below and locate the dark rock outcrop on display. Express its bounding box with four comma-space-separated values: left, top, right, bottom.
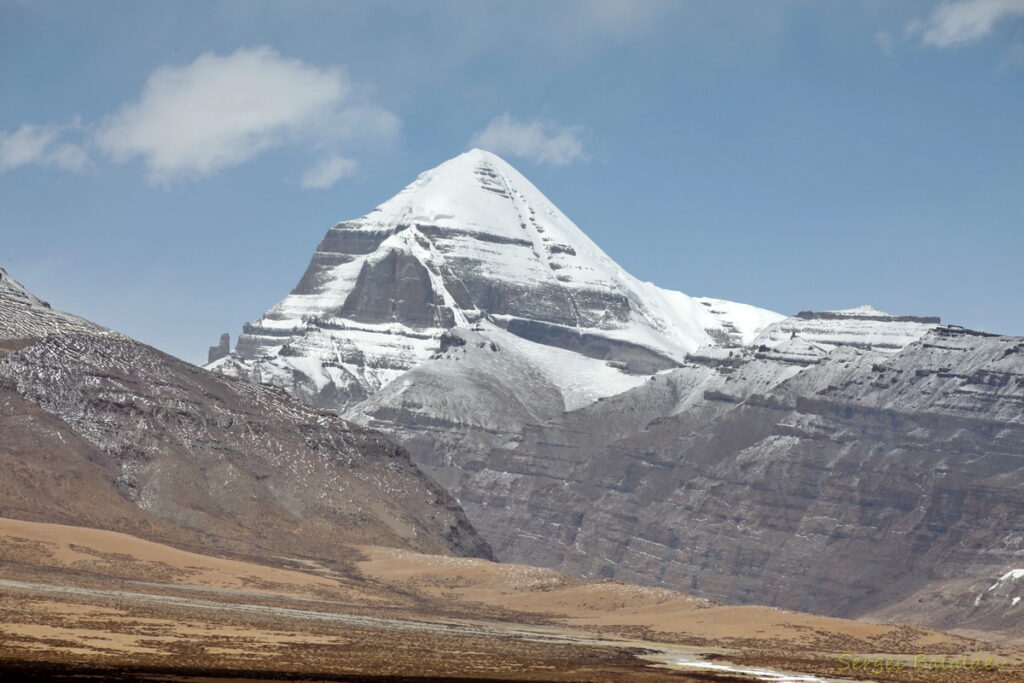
207, 332, 230, 363
339, 249, 455, 328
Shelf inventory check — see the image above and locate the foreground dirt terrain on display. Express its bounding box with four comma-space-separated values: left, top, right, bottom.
2, 518, 1022, 681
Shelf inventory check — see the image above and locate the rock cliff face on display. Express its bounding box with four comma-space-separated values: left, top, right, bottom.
207, 332, 230, 363
206, 151, 1023, 631
0, 268, 490, 561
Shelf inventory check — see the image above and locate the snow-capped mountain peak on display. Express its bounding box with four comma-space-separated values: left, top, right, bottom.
211, 150, 783, 410
360, 149, 611, 266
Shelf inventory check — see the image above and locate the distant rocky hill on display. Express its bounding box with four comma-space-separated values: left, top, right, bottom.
0, 267, 490, 562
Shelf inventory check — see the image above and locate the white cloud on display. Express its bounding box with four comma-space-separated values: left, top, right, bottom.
1001, 41, 1024, 68
0, 122, 88, 173
470, 114, 585, 166
876, 30, 895, 55
319, 104, 401, 144
301, 154, 357, 189
914, 0, 1024, 48
574, 0, 675, 42
94, 46, 397, 185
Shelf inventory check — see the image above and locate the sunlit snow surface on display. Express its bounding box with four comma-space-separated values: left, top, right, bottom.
212, 150, 787, 410
266, 149, 783, 354
753, 305, 939, 353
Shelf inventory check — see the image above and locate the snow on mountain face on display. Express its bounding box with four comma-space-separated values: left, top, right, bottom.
752, 305, 940, 354
211, 149, 783, 409
0, 267, 101, 344
0, 268, 45, 308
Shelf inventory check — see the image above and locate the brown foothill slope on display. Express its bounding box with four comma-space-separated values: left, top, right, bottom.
4, 518, 1021, 682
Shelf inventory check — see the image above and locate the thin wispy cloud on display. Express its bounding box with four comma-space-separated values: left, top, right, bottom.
875, 30, 896, 55
301, 154, 357, 190
470, 115, 585, 166
1000, 41, 1024, 68
573, 0, 675, 43
911, 0, 1024, 48
0, 121, 88, 173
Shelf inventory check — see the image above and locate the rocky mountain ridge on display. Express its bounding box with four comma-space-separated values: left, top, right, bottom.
751, 304, 943, 352
415, 325, 1024, 620
0, 268, 490, 561
351, 316, 1024, 634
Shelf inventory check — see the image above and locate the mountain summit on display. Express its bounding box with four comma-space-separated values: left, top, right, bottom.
210, 149, 782, 410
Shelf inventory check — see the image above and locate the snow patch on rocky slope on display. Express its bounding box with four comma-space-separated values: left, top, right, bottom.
753, 305, 940, 353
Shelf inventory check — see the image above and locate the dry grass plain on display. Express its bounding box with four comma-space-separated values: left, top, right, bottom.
1, 517, 1022, 682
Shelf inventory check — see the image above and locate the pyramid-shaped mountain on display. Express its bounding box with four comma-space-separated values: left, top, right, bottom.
210, 149, 783, 410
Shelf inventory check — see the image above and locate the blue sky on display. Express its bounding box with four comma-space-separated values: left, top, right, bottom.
2, 0, 1022, 363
